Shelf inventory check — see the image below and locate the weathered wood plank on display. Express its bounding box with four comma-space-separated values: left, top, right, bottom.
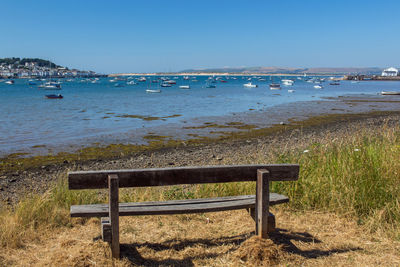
70, 193, 289, 217
108, 174, 120, 259
101, 217, 111, 244
256, 169, 270, 238
68, 164, 299, 189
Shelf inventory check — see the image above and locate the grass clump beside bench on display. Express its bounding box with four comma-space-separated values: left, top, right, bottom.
68, 164, 299, 258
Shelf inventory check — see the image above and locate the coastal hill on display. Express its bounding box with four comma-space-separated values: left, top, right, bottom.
0, 57, 61, 69
0, 57, 103, 78
180, 66, 382, 75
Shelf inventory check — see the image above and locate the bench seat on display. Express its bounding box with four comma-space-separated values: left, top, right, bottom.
70, 193, 289, 217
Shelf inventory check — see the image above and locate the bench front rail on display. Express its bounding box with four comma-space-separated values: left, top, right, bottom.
68, 164, 299, 258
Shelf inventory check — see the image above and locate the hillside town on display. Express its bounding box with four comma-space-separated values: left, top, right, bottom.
0, 58, 103, 78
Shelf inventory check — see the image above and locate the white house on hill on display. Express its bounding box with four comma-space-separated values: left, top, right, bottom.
381, 67, 399, 77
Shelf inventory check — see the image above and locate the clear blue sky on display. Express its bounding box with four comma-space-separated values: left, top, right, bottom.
2, 0, 399, 73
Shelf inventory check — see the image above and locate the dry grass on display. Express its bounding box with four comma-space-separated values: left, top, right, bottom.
1, 209, 399, 266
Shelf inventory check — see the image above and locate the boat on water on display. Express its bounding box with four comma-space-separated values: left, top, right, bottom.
288, 89, 295, 93
329, 82, 340, 85
45, 94, 63, 99
146, 89, 161, 93
282, 79, 294, 86
269, 83, 281, 90
179, 85, 190, 89
243, 82, 258, 88
381, 91, 400, 95
5, 80, 15, 85
314, 85, 323, 89
165, 80, 176, 84
160, 83, 172, 87
39, 81, 61, 89
127, 81, 137, 85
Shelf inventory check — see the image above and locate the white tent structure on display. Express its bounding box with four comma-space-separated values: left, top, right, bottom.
381, 67, 399, 77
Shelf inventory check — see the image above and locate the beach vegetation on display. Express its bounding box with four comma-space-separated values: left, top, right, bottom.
0, 117, 399, 251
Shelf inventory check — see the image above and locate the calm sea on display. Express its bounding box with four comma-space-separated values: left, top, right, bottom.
0, 76, 399, 156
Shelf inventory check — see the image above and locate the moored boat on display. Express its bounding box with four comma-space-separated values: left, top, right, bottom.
381, 91, 400, 95
146, 89, 161, 93
243, 82, 258, 88
39, 81, 61, 89
179, 85, 190, 89
45, 94, 63, 99
269, 83, 281, 90
282, 79, 294, 86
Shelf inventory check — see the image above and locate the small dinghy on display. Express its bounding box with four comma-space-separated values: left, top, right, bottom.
45, 94, 63, 99
381, 91, 400, 95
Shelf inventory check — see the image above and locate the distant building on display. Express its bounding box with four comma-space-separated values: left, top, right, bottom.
381, 67, 399, 77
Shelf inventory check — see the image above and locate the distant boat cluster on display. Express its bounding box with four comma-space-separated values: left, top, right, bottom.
2, 74, 399, 97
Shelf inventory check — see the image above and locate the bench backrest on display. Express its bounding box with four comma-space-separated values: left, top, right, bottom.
68, 164, 299, 190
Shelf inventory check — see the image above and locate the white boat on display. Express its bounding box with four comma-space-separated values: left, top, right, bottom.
39, 81, 61, 89
127, 81, 137, 85
381, 91, 400, 95
269, 83, 281, 90
5, 80, 15, 85
243, 82, 258, 88
314, 85, 323, 89
282, 79, 294, 86
288, 89, 295, 93
146, 89, 161, 93
179, 85, 190, 89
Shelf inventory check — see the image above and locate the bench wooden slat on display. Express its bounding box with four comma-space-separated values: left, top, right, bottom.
68, 164, 299, 189
70, 193, 289, 217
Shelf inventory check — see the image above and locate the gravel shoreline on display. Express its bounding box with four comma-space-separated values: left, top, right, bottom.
1, 111, 399, 207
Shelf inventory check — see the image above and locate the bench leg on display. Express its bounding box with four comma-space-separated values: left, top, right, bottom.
101, 217, 112, 244
248, 208, 276, 233
108, 174, 120, 259
256, 169, 270, 238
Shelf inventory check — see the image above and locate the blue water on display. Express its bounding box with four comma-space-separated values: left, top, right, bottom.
0, 76, 399, 155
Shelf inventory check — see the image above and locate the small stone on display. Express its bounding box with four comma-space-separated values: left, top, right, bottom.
280, 122, 285, 125
9, 178, 17, 183
63, 160, 69, 164
168, 162, 175, 165
216, 156, 223, 161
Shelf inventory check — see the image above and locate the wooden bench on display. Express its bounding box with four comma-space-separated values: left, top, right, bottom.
68, 164, 299, 258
